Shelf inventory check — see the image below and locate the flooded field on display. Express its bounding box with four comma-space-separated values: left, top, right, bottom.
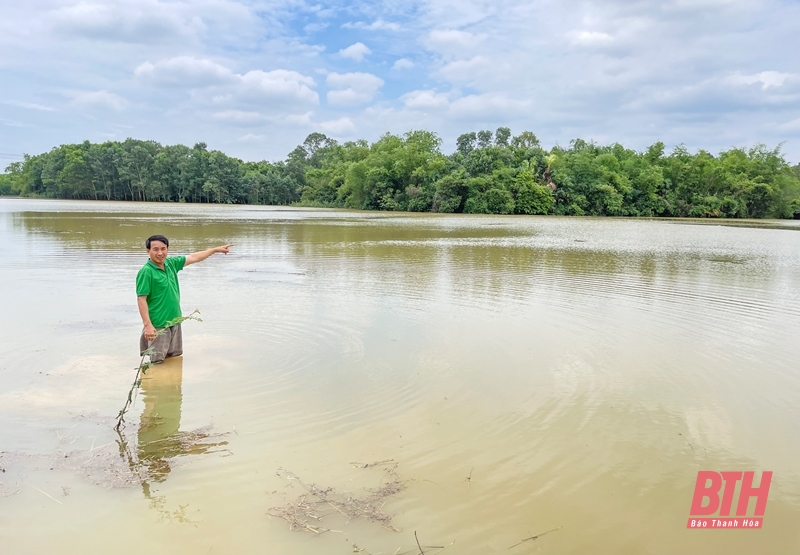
1, 198, 799, 554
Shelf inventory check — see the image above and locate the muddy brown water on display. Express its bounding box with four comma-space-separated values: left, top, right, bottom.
1, 198, 799, 554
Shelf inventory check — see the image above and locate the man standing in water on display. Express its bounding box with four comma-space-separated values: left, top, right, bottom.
136, 235, 233, 363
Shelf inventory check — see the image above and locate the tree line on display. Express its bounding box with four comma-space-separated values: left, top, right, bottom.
2, 130, 800, 218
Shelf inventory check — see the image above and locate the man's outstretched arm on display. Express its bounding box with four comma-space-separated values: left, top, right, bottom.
185, 244, 234, 266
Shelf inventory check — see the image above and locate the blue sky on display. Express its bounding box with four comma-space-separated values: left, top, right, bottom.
1, 0, 799, 166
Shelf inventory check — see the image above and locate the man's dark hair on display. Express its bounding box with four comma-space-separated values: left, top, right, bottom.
146, 235, 170, 249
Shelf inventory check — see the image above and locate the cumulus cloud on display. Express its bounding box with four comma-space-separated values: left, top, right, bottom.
425, 29, 485, 58
449, 93, 530, 119
212, 110, 266, 123
71, 90, 128, 111
728, 71, 794, 90
438, 56, 493, 84
3, 0, 800, 164
669, 0, 746, 11
392, 58, 414, 70
48, 0, 203, 43
318, 117, 356, 135
46, 0, 254, 44
401, 90, 449, 110
569, 30, 614, 46
326, 72, 384, 105
237, 133, 266, 142
304, 22, 328, 33
135, 56, 236, 87
777, 117, 800, 131
342, 19, 400, 31
620, 71, 800, 124
326, 90, 366, 105
133, 58, 320, 109
339, 42, 371, 61
238, 69, 319, 106
286, 112, 313, 125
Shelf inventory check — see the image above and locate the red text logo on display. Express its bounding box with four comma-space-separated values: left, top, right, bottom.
687, 471, 771, 529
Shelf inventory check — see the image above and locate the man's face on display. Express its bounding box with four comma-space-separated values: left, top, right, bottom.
148, 240, 168, 265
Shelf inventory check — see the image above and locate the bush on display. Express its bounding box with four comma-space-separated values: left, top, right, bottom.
485, 188, 515, 214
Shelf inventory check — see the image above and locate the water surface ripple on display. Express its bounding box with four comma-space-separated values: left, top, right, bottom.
1, 199, 799, 555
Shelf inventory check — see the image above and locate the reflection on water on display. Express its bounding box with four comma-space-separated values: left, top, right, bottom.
1, 199, 799, 555
114, 357, 229, 502
138, 356, 184, 492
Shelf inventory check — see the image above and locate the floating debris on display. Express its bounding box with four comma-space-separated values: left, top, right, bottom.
268, 460, 406, 534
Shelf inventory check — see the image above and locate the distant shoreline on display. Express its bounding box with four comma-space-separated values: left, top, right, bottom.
4, 135, 800, 219
3, 197, 800, 230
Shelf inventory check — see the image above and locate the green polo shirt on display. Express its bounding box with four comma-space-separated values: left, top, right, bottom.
136, 256, 186, 329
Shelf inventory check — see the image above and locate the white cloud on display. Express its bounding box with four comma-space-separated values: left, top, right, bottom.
327, 89, 360, 106
2, 101, 55, 112
339, 42, 371, 61
46, 0, 254, 44
777, 117, 800, 131
449, 94, 530, 119
310, 6, 336, 18
425, 29, 485, 58
326, 72, 381, 90
728, 71, 794, 90
438, 56, 493, 84
401, 90, 449, 110
212, 110, 266, 123
286, 112, 313, 125
237, 133, 266, 142
135, 56, 236, 87
48, 0, 204, 43
670, 0, 744, 10
641, 69, 799, 107
326, 72, 384, 106
71, 90, 128, 111
2, 0, 800, 164
304, 22, 328, 33
317, 117, 356, 135
342, 19, 401, 31
133, 60, 319, 109
326, 89, 365, 105
569, 30, 614, 46
238, 70, 319, 107
392, 58, 414, 70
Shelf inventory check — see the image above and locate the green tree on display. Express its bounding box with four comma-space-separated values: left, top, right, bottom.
57, 145, 95, 199
511, 131, 540, 149
432, 171, 468, 213
86, 142, 122, 200
456, 132, 477, 156
484, 188, 515, 214
477, 130, 493, 149
0, 172, 19, 195
510, 170, 553, 215
494, 127, 511, 147
8, 134, 800, 218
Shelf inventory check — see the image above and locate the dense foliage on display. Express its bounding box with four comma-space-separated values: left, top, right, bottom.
3, 130, 800, 218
